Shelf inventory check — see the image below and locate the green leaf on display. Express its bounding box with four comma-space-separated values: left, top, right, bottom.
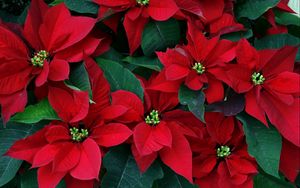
237, 113, 282, 178
20, 169, 66, 188
100, 48, 124, 62
254, 33, 300, 49
178, 85, 205, 122
155, 165, 198, 188
254, 33, 300, 61
0, 122, 43, 186
96, 58, 144, 101
221, 29, 253, 42
275, 10, 300, 26
20, 169, 38, 188
254, 172, 294, 188
101, 145, 164, 188
142, 19, 180, 56
97, 48, 137, 71
123, 56, 163, 71
64, 0, 99, 14
235, 0, 280, 20
49, 0, 64, 6
10, 99, 60, 124
66, 62, 92, 98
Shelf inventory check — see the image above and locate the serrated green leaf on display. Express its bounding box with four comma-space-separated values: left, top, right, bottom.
66, 62, 92, 98
96, 58, 144, 101
237, 113, 282, 178
0, 122, 43, 186
235, 0, 280, 20
64, 0, 98, 14
142, 19, 180, 56
123, 56, 163, 71
178, 85, 205, 122
101, 145, 164, 188
10, 99, 60, 124
155, 165, 198, 188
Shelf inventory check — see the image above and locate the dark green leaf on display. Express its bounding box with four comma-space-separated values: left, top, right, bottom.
123, 56, 163, 71
295, 172, 300, 187
254, 33, 300, 49
101, 145, 164, 188
20, 169, 66, 188
0, 122, 43, 186
275, 10, 300, 26
0, 11, 18, 23
49, 0, 64, 6
10, 99, 60, 124
142, 19, 180, 56
20, 169, 38, 188
97, 48, 137, 71
235, 0, 280, 20
155, 165, 198, 188
96, 58, 144, 101
254, 172, 294, 188
178, 85, 205, 122
237, 113, 282, 178
64, 0, 98, 14
221, 29, 253, 42
100, 48, 124, 62
67, 62, 92, 98
254, 33, 300, 61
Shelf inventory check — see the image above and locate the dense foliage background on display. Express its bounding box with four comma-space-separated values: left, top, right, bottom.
0, 0, 299, 188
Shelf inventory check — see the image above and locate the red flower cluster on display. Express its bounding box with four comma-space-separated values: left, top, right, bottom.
0, 0, 299, 187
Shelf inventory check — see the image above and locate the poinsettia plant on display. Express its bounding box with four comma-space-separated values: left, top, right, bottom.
0, 0, 299, 187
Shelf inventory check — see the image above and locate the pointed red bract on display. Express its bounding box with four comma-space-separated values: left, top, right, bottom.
152, 24, 236, 103
48, 83, 89, 123
0, 0, 100, 122
110, 77, 198, 182
226, 39, 300, 146
192, 113, 257, 188
94, 0, 178, 54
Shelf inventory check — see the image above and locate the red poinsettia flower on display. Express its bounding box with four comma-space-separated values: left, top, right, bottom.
94, 0, 178, 54
154, 24, 236, 103
225, 39, 300, 147
0, 0, 102, 122
107, 74, 200, 182
5, 58, 132, 188
192, 113, 257, 188
6, 120, 132, 188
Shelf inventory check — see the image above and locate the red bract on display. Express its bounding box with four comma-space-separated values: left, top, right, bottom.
6, 121, 132, 188
175, 0, 224, 23
107, 74, 201, 182
0, 0, 101, 122
192, 113, 257, 188
6, 58, 132, 188
280, 139, 300, 182
94, 0, 178, 54
225, 39, 300, 147
154, 24, 236, 103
